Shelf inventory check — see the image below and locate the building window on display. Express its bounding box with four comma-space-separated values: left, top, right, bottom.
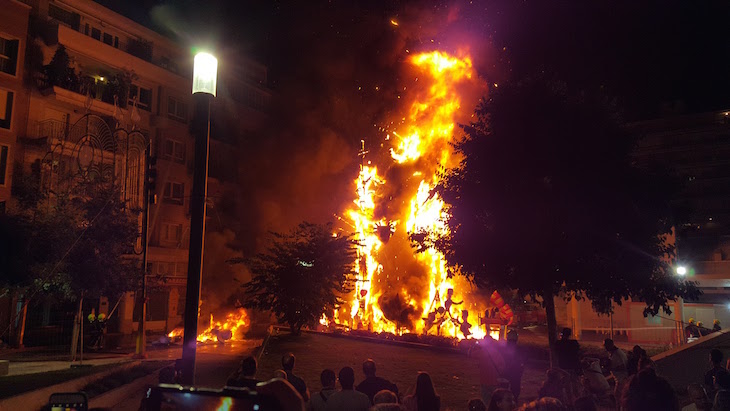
129, 84, 152, 111
91, 27, 101, 41
0, 37, 19, 76
163, 182, 184, 204
167, 97, 187, 122
0, 89, 13, 129
162, 139, 185, 163
49, 4, 80, 30
0, 145, 7, 186
161, 222, 183, 244
103, 33, 113, 46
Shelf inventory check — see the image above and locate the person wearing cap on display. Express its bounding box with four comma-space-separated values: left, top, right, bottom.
686, 318, 700, 340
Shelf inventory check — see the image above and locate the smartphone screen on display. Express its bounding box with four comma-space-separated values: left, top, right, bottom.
49, 393, 88, 411
146, 386, 278, 411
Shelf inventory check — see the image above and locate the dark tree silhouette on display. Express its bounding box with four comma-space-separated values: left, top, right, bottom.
0, 182, 140, 346
236, 222, 356, 335
419, 78, 700, 362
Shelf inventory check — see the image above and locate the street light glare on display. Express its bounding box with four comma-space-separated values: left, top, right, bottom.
676, 266, 687, 276
193, 52, 218, 96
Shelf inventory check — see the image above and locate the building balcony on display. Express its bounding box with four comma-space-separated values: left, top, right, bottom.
39, 84, 117, 117
57, 24, 188, 89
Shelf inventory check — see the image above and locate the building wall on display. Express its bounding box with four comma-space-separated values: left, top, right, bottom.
0, 0, 32, 210
3, 0, 270, 343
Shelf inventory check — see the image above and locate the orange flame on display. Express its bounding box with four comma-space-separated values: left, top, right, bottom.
338, 50, 499, 340
168, 308, 249, 343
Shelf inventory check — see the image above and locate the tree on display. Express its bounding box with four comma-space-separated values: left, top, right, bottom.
235, 222, 356, 335
422, 78, 699, 362
0, 181, 140, 346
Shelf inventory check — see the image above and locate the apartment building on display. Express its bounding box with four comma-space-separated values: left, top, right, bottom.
0, 0, 32, 346
0, 0, 31, 211
1, 0, 270, 346
554, 110, 730, 347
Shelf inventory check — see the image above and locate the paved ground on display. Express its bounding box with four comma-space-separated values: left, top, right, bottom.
110, 339, 260, 410
257, 331, 545, 409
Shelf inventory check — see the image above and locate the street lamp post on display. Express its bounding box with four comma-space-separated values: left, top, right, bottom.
180, 52, 217, 385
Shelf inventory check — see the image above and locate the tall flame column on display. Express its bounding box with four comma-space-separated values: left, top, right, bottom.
181, 52, 217, 385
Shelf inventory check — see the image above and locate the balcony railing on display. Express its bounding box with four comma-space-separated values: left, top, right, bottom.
36, 119, 67, 141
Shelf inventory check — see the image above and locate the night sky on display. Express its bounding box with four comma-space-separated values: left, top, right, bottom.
96, 0, 730, 250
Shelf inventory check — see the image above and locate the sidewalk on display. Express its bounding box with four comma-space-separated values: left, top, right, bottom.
6, 355, 134, 376
0, 342, 181, 377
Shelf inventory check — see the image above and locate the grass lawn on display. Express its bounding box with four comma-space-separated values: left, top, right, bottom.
256, 332, 547, 409
0, 363, 122, 399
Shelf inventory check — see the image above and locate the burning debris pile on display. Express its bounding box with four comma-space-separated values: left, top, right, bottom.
168, 308, 249, 344
332, 50, 512, 340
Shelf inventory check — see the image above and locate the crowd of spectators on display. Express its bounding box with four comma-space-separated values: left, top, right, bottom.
220, 328, 730, 411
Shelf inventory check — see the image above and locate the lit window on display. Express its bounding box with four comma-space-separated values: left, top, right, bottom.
0, 37, 19, 76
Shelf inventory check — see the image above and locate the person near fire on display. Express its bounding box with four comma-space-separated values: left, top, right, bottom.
356, 359, 399, 404
470, 336, 506, 406
502, 330, 524, 401
310, 369, 337, 411
282, 353, 310, 401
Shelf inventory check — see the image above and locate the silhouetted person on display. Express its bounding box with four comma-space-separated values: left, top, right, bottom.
310, 369, 337, 411
713, 320, 722, 333
713, 372, 730, 411
326, 366, 370, 411
373, 390, 398, 405
627, 345, 648, 377
705, 349, 726, 399
538, 369, 571, 406
502, 330, 524, 401
621, 368, 679, 411
403, 372, 440, 411
282, 353, 309, 401
604, 338, 628, 398
486, 388, 516, 411
686, 318, 700, 340
356, 359, 399, 403
227, 356, 261, 389
554, 328, 580, 373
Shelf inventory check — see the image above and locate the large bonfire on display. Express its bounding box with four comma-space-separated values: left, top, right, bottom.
330, 50, 511, 340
